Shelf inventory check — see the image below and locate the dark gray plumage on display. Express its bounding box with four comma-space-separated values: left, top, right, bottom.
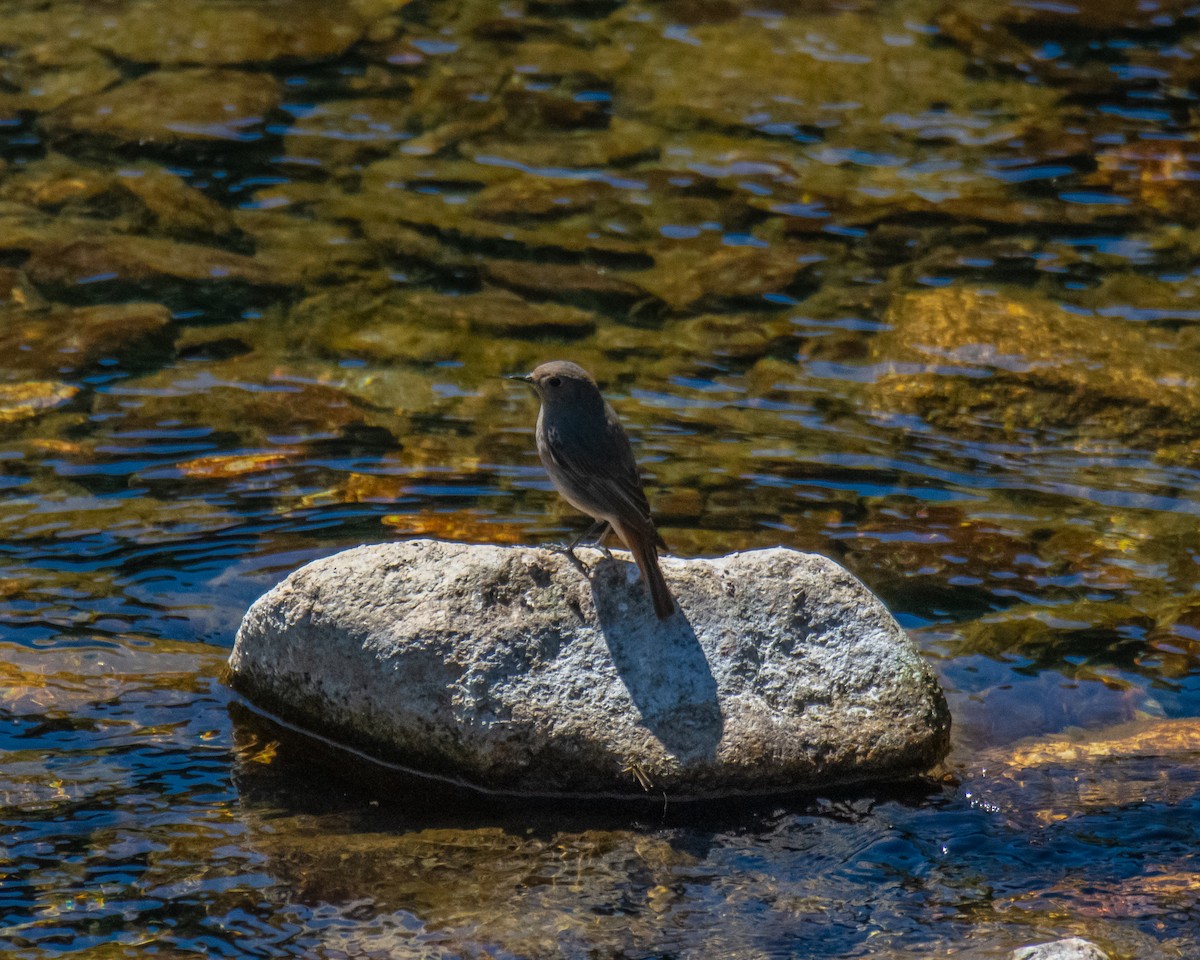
513, 360, 674, 619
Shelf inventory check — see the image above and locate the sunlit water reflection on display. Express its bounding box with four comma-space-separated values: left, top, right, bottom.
2, 0, 1199, 955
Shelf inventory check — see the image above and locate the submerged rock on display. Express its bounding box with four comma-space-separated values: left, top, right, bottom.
618, 10, 1054, 147
483, 259, 649, 314
93, 356, 403, 447
632, 241, 817, 313
0, 303, 174, 378
228, 539, 950, 800
469, 119, 660, 169
0, 37, 122, 114
117, 166, 239, 239
866, 286, 1200, 445
966, 718, 1200, 827
2, 156, 237, 241
0, 268, 46, 311
93, 1, 365, 67
41, 69, 281, 148
281, 96, 412, 170
299, 286, 599, 358
24, 235, 290, 292
0, 381, 79, 424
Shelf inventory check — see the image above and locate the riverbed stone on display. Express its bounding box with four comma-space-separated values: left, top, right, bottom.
23, 235, 291, 292
617, 8, 1056, 148
469, 118, 661, 169
228, 539, 950, 799
297, 286, 600, 356
2, 156, 237, 241
0, 303, 174, 378
93, 0, 365, 67
281, 96, 413, 170
0, 381, 79, 424
41, 68, 281, 148
965, 717, 1200, 831
483, 259, 649, 313
632, 241, 817, 313
865, 286, 1200, 445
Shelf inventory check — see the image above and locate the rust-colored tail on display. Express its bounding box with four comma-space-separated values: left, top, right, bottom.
614, 520, 675, 620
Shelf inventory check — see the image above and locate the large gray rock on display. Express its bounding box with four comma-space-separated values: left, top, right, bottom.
228, 539, 950, 799
1010, 939, 1111, 960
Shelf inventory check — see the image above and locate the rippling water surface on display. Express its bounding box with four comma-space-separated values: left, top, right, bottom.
2, 0, 1199, 956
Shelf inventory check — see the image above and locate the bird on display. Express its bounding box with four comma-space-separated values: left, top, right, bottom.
510, 360, 675, 620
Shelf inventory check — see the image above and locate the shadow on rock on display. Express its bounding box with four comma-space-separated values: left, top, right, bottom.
588, 555, 724, 763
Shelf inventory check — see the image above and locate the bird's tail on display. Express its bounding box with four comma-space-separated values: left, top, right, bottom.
617, 522, 675, 620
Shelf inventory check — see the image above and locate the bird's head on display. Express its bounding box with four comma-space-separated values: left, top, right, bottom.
508, 360, 601, 409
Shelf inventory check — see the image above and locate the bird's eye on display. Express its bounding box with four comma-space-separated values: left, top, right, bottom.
547, 376, 561, 388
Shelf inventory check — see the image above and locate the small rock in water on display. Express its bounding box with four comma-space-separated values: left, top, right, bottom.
24, 236, 290, 292
41, 68, 281, 148
228, 539, 950, 800
93, 1, 365, 67
0, 381, 79, 424
0, 303, 174, 378
1010, 938, 1112, 960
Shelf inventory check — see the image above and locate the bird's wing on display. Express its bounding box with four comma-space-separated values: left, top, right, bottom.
542, 406, 660, 539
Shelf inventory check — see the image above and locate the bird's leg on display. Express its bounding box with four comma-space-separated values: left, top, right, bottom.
555, 519, 611, 571
593, 524, 614, 561
572, 519, 614, 560
558, 548, 589, 576
565, 518, 608, 553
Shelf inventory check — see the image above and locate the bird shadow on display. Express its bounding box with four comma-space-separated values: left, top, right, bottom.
585, 553, 724, 763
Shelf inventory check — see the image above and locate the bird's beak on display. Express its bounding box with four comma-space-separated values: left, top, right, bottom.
506, 373, 535, 388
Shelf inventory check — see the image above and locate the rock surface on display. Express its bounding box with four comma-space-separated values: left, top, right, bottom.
228, 539, 950, 799
1010, 938, 1111, 960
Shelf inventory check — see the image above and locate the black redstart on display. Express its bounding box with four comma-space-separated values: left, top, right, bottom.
510, 360, 675, 620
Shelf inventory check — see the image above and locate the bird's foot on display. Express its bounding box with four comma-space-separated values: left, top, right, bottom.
568, 519, 614, 561
551, 542, 591, 575
552, 519, 613, 572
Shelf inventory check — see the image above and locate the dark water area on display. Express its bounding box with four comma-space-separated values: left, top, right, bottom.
1, 0, 1199, 956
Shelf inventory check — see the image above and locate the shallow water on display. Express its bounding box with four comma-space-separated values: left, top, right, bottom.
1, 0, 1199, 956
